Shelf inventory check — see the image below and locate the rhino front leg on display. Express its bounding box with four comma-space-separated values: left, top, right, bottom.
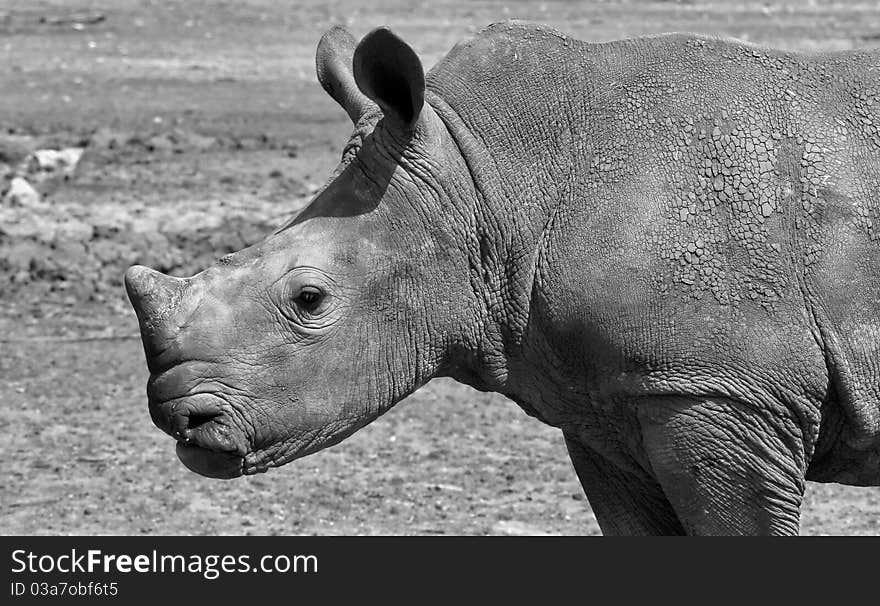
636, 396, 807, 535
563, 432, 684, 535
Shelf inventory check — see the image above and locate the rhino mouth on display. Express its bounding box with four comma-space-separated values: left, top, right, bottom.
144, 363, 320, 478
147, 382, 251, 479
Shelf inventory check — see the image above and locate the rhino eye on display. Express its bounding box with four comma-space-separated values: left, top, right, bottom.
294, 286, 323, 312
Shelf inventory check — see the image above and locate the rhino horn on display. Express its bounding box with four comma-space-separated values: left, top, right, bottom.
124, 265, 190, 362
316, 25, 375, 123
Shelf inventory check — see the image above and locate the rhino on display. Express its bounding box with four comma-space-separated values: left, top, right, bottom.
125, 21, 880, 535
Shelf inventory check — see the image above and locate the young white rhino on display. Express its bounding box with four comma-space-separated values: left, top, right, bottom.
126, 22, 880, 535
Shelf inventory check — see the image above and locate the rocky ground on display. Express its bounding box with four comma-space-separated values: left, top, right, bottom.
1, 125, 310, 324
1, 0, 879, 535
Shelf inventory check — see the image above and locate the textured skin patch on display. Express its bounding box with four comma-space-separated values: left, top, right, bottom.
426, 22, 880, 486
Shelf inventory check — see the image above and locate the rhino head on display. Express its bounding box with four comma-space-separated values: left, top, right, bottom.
125, 27, 496, 479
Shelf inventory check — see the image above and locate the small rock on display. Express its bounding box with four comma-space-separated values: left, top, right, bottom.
3, 177, 40, 206
27, 147, 85, 180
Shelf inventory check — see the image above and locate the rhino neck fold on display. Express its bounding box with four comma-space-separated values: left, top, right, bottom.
426, 92, 557, 394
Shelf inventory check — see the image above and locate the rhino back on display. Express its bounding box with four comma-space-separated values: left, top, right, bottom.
426, 22, 880, 484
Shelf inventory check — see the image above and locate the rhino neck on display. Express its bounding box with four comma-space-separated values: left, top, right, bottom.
426, 92, 557, 396
423, 24, 640, 401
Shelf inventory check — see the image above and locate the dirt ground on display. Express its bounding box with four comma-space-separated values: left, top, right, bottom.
2, 0, 879, 535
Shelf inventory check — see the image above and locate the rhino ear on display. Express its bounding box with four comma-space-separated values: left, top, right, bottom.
353, 27, 425, 129
316, 26, 375, 123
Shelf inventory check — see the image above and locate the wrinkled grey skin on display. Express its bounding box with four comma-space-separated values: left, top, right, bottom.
126, 21, 880, 535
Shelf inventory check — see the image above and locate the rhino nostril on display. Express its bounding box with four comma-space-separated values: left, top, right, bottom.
149, 394, 233, 450
186, 411, 221, 431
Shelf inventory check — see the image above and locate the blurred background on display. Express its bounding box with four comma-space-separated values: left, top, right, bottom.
1, 0, 879, 535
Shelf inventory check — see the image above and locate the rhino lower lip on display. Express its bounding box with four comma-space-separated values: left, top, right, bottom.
168, 404, 248, 479
175, 443, 244, 479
